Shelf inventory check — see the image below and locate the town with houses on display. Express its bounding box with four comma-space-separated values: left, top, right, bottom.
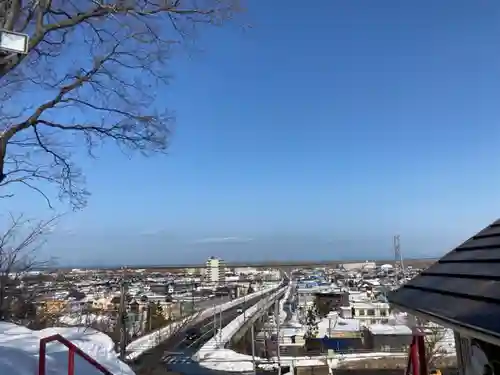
3, 255, 458, 375
0, 2, 495, 375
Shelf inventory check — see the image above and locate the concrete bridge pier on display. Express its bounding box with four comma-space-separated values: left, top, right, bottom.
229, 303, 276, 355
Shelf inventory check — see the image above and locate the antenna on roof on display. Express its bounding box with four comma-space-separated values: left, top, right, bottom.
393, 235, 405, 283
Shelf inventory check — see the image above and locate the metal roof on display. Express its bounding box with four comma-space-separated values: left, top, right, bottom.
388, 219, 500, 342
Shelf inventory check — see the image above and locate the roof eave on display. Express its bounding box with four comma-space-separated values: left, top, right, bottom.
390, 301, 500, 348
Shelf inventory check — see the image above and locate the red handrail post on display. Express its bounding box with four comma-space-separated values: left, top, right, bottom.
405, 336, 415, 375
37, 334, 113, 375
417, 335, 427, 375
39, 338, 47, 375
68, 347, 75, 375
406, 331, 428, 375
411, 337, 420, 375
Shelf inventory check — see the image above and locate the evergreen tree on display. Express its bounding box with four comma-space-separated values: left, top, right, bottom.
304, 306, 319, 339
148, 302, 167, 331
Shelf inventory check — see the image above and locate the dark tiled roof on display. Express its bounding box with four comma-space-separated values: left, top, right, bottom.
388, 219, 500, 338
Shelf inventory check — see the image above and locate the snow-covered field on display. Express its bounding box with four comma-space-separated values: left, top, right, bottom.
0, 322, 135, 375
126, 281, 282, 361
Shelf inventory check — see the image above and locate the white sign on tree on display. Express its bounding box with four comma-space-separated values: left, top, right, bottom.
0, 29, 29, 54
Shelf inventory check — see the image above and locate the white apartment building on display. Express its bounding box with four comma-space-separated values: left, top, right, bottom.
205, 256, 225, 284
348, 301, 391, 326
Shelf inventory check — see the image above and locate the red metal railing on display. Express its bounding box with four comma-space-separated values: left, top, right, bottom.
38, 334, 114, 375
406, 332, 428, 375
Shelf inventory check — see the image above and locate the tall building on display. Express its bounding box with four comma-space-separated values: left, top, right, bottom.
205, 256, 225, 284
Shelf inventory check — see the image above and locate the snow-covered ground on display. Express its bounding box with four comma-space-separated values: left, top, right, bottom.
0, 322, 135, 375
279, 285, 293, 324
126, 281, 282, 361
58, 313, 113, 327
196, 347, 410, 372
194, 288, 455, 373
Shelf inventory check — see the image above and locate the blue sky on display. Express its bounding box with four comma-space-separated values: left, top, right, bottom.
5, 0, 500, 266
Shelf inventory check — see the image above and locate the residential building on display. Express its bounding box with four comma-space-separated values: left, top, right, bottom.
349, 301, 390, 326
363, 324, 413, 352
205, 256, 225, 284
315, 291, 349, 316
38, 300, 68, 314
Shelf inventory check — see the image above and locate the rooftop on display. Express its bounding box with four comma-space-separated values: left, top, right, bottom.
388, 218, 500, 346
368, 324, 412, 335
351, 301, 389, 309
317, 317, 361, 336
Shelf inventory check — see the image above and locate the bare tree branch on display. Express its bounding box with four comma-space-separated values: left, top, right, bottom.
0, 212, 60, 325
0, 0, 243, 209
424, 323, 450, 369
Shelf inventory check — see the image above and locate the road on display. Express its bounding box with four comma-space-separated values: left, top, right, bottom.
195, 295, 232, 311
161, 280, 289, 375
161, 299, 257, 371
174, 295, 231, 316
130, 288, 283, 375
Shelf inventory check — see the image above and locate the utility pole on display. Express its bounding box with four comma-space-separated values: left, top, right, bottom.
213, 303, 217, 346
148, 303, 152, 332
274, 300, 281, 375
191, 280, 195, 314
243, 293, 246, 321
251, 324, 257, 375
118, 280, 128, 360
219, 304, 223, 344
212, 303, 223, 347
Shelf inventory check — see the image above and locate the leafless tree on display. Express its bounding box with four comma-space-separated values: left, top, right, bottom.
0, 212, 58, 325
0, 0, 242, 209
423, 323, 450, 369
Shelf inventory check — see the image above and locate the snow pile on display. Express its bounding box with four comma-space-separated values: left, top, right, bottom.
335, 351, 408, 362
126, 314, 197, 361
126, 281, 283, 361
196, 348, 260, 372
279, 285, 292, 324
197, 349, 409, 372
0, 322, 135, 375
196, 348, 409, 373
59, 313, 113, 327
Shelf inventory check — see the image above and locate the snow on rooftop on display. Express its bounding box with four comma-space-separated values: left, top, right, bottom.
317, 317, 360, 337
362, 279, 380, 286
388, 312, 409, 325
0, 322, 135, 375
350, 300, 389, 309
368, 324, 412, 335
